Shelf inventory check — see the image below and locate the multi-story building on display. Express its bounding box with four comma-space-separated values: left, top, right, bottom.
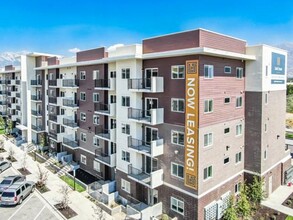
1, 29, 291, 220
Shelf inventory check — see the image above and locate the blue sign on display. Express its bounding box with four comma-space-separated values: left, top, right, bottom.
271, 79, 285, 84
272, 52, 285, 75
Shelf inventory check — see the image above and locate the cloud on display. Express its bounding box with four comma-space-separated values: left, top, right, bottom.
68, 47, 80, 53
107, 44, 124, 51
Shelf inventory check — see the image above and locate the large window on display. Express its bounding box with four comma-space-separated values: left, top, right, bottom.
204, 65, 214, 79
204, 99, 213, 113
171, 197, 184, 215
171, 131, 184, 146
171, 65, 185, 79
204, 165, 213, 180
171, 98, 185, 113
236, 96, 243, 108
122, 68, 130, 79
236, 67, 243, 79
121, 179, 130, 193
122, 96, 130, 107
204, 133, 213, 147
122, 150, 130, 162
171, 163, 184, 178
236, 124, 243, 136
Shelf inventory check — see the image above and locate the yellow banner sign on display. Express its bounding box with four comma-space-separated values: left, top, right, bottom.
184, 60, 199, 190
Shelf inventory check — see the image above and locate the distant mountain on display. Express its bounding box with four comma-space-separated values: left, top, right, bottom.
277, 43, 293, 78
0, 51, 29, 68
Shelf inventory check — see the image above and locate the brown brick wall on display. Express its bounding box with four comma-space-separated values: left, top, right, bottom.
77, 48, 106, 62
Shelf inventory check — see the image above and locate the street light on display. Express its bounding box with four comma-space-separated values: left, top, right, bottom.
73, 169, 76, 191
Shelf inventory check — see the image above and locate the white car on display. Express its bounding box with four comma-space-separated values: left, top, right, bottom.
0, 161, 11, 173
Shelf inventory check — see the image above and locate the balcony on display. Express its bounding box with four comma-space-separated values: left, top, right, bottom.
127, 202, 162, 220
0, 80, 7, 84
31, 95, 42, 102
95, 126, 116, 142
128, 137, 164, 157
48, 130, 64, 142
16, 92, 20, 98
7, 91, 16, 97
128, 108, 164, 125
94, 78, 115, 90
128, 77, 164, 93
63, 137, 79, 149
31, 125, 45, 132
63, 118, 78, 129
16, 118, 21, 124
31, 110, 42, 117
0, 91, 7, 95
127, 164, 163, 189
16, 105, 21, 111
7, 80, 15, 85
48, 97, 57, 104
48, 80, 57, 87
31, 80, 42, 87
94, 103, 116, 117
0, 100, 6, 105
15, 80, 20, 85
0, 111, 7, 117
62, 79, 79, 88
94, 148, 116, 167
63, 99, 78, 108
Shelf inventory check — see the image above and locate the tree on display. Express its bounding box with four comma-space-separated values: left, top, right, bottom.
21, 152, 28, 171
36, 163, 49, 188
223, 196, 238, 220
6, 119, 13, 134
92, 202, 106, 220
8, 146, 15, 160
39, 133, 47, 147
58, 185, 70, 210
236, 183, 251, 219
0, 116, 5, 129
248, 175, 265, 209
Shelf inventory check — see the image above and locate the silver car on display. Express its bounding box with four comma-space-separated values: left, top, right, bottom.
0, 181, 35, 205
0, 175, 26, 194
0, 161, 11, 173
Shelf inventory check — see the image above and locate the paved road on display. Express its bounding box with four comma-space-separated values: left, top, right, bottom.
0, 166, 61, 220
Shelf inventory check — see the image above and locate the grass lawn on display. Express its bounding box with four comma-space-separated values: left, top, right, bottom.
286, 216, 293, 220
0, 129, 5, 134
60, 175, 86, 192
286, 132, 293, 139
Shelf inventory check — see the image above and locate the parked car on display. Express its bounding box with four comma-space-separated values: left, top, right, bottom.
0, 181, 35, 206
0, 175, 26, 194
0, 161, 11, 173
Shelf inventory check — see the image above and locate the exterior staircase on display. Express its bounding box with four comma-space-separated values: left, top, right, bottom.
57, 164, 72, 177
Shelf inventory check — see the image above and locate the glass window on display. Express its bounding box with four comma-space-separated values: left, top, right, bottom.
171, 163, 184, 178
122, 68, 130, 79
224, 66, 231, 74
171, 197, 184, 215
204, 165, 213, 180
171, 99, 185, 113
236, 67, 243, 79
171, 131, 184, 146
204, 65, 214, 79
122, 150, 130, 162
204, 133, 213, 147
171, 65, 185, 79
236, 96, 243, 108
204, 99, 213, 113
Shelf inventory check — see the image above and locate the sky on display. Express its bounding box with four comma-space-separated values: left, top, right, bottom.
0, 0, 293, 55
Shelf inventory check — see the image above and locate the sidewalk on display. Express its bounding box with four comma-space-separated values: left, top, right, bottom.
1, 136, 122, 220
262, 185, 293, 216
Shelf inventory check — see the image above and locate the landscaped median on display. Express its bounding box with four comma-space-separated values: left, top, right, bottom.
60, 175, 86, 193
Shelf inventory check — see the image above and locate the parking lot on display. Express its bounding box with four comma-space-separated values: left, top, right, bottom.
0, 166, 62, 220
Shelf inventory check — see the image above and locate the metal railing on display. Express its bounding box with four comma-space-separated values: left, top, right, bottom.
63, 99, 78, 107
31, 110, 42, 116
63, 137, 79, 148
0, 101, 6, 105
48, 97, 57, 104
16, 93, 20, 98
62, 79, 79, 87
63, 118, 78, 128
0, 80, 7, 84
95, 148, 111, 165
94, 103, 110, 113
16, 105, 21, 111
49, 114, 57, 122
94, 79, 110, 88
128, 78, 151, 90
15, 80, 20, 85
31, 125, 44, 132
31, 80, 42, 86
128, 137, 152, 154
95, 126, 110, 139
31, 95, 42, 101
48, 80, 57, 86
0, 91, 7, 95
128, 108, 151, 122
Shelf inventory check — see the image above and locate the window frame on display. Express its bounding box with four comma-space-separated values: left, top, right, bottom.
171, 162, 184, 179
236, 96, 243, 108
204, 65, 214, 79
80, 112, 86, 122
93, 115, 100, 125
80, 154, 87, 165
80, 71, 86, 80
122, 150, 130, 162
235, 152, 242, 164
171, 98, 185, 113
121, 96, 130, 107
121, 179, 131, 193
171, 130, 185, 146
236, 67, 243, 79
93, 93, 99, 103
121, 68, 130, 79
171, 65, 185, 79
80, 92, 86, 101
224, 66, 231, 74
236, 124, 243, 136
170, 197, 184, 215
204, 99, 213, 113
80, 132, 87, 143
224, 97, 231, 104
204, 133, 213, 147
203, 165, 213, 180
121, 123, 130, 135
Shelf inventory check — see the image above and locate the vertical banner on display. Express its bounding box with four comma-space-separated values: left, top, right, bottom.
184, 60, 199, 190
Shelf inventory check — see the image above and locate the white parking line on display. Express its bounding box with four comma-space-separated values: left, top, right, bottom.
33, 205, 46, 220
7, 193, 35, 220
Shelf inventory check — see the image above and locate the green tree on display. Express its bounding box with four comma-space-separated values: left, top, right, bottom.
6, 119, 13, 134
0, 116, 5, 129
236, 183, 251, 219
248, 175, 265, 209
287, 84, 293, 95
39, 133, 47, 147
287, 95, 293, 113
223, 196, 238, 220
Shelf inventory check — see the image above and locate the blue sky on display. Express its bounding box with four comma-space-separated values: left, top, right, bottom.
1, 0, 292, 55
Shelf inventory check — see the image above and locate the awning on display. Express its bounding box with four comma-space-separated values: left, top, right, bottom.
16, 124, 28, 131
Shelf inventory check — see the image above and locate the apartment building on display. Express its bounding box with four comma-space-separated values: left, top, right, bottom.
0, 29, 291, 220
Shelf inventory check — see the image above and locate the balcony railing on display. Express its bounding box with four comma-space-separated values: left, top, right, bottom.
95, 125, 116, 142
128, 137, 164, 157
127, 164, 163, 188
62, 79, 79, 87
31, 80, 42, 86
0, 80, 7, 84
94, 103, 115, 116
95, 148, 116, 167
128, 77, 164, 93
49, 97, 57, 104
49, 114, 57, 122
0, 91, 7, 95
31, 125, 44, 132
63, 99, 78, 108
15, 80, 20, 85
63, 137, 79, 148
94, 79, 110, 88
16, 118, 21, 124
16, 92, 20, 98
0, 112, 7, 116
63, 118, 78, 128
0, 101, 6, 105
31, 95, 42, 101
16, 105, 21, 111
128, 107, 164, 125
31, 110, 42, 117
48, 80, 57, 86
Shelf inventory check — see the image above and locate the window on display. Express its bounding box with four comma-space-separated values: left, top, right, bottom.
204, 165, 213, 180
171, 163, 184, 178
204, 133, 213, 147
236, 152, 242, 163
93, 93, 99, 103
224, 97, 230, 104
80, 112, 86, 122
236, 67, 243, 79
122, 68, 130, 79
224, 157, 230, 164
224, 128, 230, 134
236, 96, 243, 108
110, 71, 116, 78
122, 150, 130, 162
236, 124, 243, 136
171, 98, 185, 113
80, 132, 87, 142
80, 154, 87, 165
121, 179, 130, 193
122, 96, 130, 107
122, 123, 130, 135
235, 182, 241, 194
171, 65, 185, 79
204, 65, 214, 79
93, 70, 99, 80
265, 93, 268, 104
204, 99, 213, 113
171, 131, 184, 146
171, 197, 184, 215
80, 92, 86, 101
224, 66, 231, 74
93, 115, 99, 125
80, 71, 86, 80
93, 136, 99, 147
93, 161, 100, 172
